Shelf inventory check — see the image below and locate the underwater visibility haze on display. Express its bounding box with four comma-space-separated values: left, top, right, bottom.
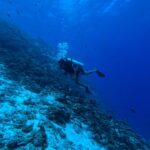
0, 0, 150, 149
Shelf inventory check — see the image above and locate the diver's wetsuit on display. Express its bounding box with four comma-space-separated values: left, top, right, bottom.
59, 58, 75, 75
58, 58, 105, 93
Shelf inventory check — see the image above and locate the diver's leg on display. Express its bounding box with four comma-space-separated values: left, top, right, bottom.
83, 69, 105, 77
75, 73, 91, 94
82, 69, 97, 75
77, 81, 91, 94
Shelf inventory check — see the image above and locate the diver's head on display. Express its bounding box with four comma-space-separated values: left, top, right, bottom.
58, 58, 65, 64
58, 58, 66, 68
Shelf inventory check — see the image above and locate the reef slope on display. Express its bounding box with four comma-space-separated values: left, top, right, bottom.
0, 20, 149, 150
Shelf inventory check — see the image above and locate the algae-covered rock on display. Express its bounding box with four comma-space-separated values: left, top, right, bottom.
33, 126, 47, 148
47, 106, 71, 125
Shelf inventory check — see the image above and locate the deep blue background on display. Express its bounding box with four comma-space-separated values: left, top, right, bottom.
0, 0, 150, 139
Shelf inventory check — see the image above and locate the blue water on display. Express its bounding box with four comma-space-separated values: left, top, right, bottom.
0, 0, 150, 139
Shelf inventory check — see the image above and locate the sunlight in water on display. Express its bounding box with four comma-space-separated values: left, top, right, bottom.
103, 0, 131, 14
59, 0, 76, 14
59, 0, 89, 14
103, 0, 118, 13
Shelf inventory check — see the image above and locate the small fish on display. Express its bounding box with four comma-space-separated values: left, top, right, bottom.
16, 10, 20, 15
7, 13, 11, 18
130, 108, 136, 113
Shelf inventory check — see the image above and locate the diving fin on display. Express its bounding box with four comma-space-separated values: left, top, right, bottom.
96, 70, 105, 77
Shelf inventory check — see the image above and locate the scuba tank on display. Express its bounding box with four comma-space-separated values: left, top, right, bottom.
67, 58, 84, 67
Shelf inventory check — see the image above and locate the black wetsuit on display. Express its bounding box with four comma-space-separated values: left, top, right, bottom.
58, 58, 104, 93
59, 58, 84, 76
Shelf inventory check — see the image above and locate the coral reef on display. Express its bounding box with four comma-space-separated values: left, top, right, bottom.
0, 19, 150, 150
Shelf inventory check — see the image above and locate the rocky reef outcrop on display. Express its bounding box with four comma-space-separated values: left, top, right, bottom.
0, 19, 149, 150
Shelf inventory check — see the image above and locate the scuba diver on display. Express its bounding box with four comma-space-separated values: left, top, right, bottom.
58, 58, 105, 93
